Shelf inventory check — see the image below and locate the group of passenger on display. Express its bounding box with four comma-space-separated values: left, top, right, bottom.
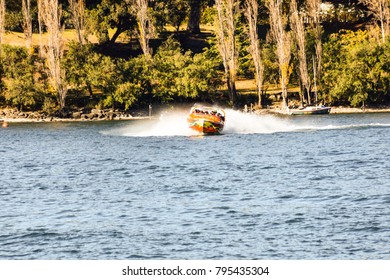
193, 108, 225, 122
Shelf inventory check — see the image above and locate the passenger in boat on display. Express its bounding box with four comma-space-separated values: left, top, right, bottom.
216, 113, 225, 122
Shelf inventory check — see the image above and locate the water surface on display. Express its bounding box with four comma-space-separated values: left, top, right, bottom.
1, 111, 389, 259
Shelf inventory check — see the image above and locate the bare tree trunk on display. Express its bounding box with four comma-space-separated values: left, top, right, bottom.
0, 0, 5, 45
359, 0, 390, 44
244, 0, 264, 108
110, 23, 124, 44
187, 0, 201, 34
0, 0, 4, 94
307, 0, 323, 90
215, 0, 239, 106
130, 0, 155, 58
38, 0, 67, 110
22, 0, 33, 52
37, 0, 44, 57
290, 0, 310, 106
267, 0, 291, 109
68, 0, 86, 45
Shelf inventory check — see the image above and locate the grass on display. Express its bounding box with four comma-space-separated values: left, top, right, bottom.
2, 29, 128, 48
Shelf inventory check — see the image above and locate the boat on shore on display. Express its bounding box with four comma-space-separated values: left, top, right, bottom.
288, 105, 331, 115
288, 56, 331, 116
187, 105, 225, 135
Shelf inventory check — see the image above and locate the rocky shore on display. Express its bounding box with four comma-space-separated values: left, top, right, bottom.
1, 106, 390, 124
0, 108, 151, 123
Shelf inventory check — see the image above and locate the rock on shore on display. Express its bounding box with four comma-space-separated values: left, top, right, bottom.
0, 108, 147, 123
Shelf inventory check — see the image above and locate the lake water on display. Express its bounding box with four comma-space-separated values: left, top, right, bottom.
1, 110, 389, 259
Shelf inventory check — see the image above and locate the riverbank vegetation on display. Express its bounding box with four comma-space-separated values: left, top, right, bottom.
0, 0, 389, 117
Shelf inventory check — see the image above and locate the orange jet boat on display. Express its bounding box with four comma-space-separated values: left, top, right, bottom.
187, 105, 226, 135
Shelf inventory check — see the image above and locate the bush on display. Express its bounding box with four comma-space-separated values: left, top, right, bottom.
0, 45, 43, 110
322, 30, 390, 107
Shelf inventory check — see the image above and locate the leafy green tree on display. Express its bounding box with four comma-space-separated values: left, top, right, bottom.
185, 49, 223, 100
161, 0, 189, 32
86, 0, 136, 45
86, 53, 119, 108
111, 57, 146, 109
65, 42, 142, 110
84, 52, 142, 110
322, 30, 390, 106
151, 36, 221, 102
0, 45, 43, 110
151, 37, 191, 101
64, 42, 94, 96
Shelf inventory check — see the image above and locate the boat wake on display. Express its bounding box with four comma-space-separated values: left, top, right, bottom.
312, 123, 390, 131
223, 109, 297, 134
104, 109, 390, 137
126, 111, 198, 137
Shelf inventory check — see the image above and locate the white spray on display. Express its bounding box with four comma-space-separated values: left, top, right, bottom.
104, 108, 390, 137
113, 109, 303, 137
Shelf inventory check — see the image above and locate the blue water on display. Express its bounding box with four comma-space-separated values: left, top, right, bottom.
1, 111, 389, 259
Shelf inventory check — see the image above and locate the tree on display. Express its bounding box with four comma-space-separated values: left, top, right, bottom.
0, 0, 4, 96
69, 0, 86, 45
86, 0, 136, 46
87, 54, 120, 108
151, 37, 221, 102
244, 0, 264, 107
1, 45, 43, 110
290, 0, 310, 106
64, 43, 141, 110
165, 0, 189, 32
322, 30, 390, 106
359, 0, 390, 44
187, 0, 202, 34
112, 58, 144, 110
215, 0, 239, 106
307, 0, 323, 83
37, 0, 44, 57
0, 0, 5, 45
184, 50, 223, 101
64, 42, 94, 96
267, 0, 292, 109
130, 0, 155, 58
22, 0, 33, 52
38, 0, 67, 110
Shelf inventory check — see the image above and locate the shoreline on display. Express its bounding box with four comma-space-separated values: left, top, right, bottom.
260, 106, 390, 115
0, 108, 154, 124
1, 115, 152, 123
328, 107, 390, 114
1, 106, 390, 124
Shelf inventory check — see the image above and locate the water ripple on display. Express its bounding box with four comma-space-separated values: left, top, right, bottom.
1, 114, 390, 259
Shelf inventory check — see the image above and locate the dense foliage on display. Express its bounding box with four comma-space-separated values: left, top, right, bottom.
0, 36, 221, 112
0, 0, 389, 114
322, 30, 390, 107
0, 45, 48, 111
